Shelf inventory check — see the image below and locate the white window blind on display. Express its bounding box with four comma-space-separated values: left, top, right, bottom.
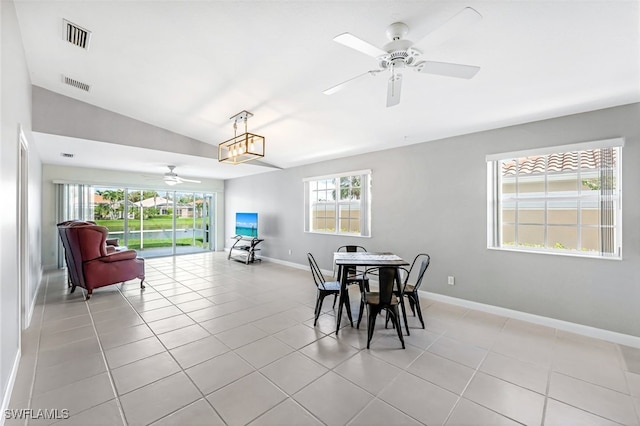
487, 138, 623, 258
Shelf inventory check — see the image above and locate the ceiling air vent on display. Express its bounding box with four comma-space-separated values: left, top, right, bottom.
63, 19, 91, 49
60, 153, 74, 158
63, 75, 91, 92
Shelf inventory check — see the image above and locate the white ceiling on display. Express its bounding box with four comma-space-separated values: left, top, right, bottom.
14, 1, 640, 180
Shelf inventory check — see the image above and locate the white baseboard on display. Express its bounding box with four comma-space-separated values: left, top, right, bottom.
422, 291, 640, 349
42, 264, 58, 271
25, 268, 44, 329
226, 255, 640, 348
260, 256, 310, 271
262, 256, 341, 278
0, 350, 22, 426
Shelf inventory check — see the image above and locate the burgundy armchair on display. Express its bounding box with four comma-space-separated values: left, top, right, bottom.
57, 222, 145, 299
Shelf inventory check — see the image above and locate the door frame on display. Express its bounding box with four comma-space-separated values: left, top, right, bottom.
17, 126, 30, 331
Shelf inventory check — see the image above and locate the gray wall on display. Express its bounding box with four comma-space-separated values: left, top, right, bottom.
1, 0, 43, 412
225, 103, 640, 337
32, 86, 217, 159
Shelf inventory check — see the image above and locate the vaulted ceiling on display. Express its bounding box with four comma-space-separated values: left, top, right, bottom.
14, 1, 640, 180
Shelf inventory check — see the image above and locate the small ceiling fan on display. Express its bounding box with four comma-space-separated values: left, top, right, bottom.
162, 165, 201, 186
324, 7, 482, 107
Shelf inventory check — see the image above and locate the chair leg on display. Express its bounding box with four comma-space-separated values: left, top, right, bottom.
332, 293, 337, 308
367, 306, 378, 349
140, 278, 145, 290
344, 292, 354, 327
389, 307, 405, 349
413, 295, 425, 329
85, 289, 92, 301
70, 284, 76, 293
313, 295, 321, 324
407, 296, 416, 316
357, 292, 366, 329
314, 294, 325, 326
398, 296, 410, 336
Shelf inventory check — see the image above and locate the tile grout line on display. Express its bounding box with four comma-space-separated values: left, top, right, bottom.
115, 268, 230, 424
32, 254, 637, 425
84, 288, 129, 426
439, 313, 505, 426
22, 273, 49, 426
540, 327, 560, 426
132, 262, 338, 425
616, 343, 640, 424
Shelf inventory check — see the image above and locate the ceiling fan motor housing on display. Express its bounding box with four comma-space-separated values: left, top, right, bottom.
378, 47, 422, 69
385, 22, 409, 41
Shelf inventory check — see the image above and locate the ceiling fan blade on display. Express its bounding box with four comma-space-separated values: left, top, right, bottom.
333, 33, 387, 58
177, 177, 201, 184
418, 7, 482, 49
386, 73, 402, 107
416, 60, 480, 79
323, 70, 381, 95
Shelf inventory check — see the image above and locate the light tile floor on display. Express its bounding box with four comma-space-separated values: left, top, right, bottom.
7, 252, 640, 425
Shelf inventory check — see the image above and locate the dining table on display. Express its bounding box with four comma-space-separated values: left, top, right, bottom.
333, 252, 410, 335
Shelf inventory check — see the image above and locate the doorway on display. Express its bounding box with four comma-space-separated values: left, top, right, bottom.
18, 128, 30, 330
90, 186, 216, 257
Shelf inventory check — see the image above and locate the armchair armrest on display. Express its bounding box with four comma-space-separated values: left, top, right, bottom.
101, 250, 138, 262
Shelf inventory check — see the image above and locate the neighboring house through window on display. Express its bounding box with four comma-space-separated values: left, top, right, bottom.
487, 138, 623, 258
304, 170, 371, 236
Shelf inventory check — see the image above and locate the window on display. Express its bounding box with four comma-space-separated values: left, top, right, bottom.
56, 183, 216, 261
304, 170, 371, 236
487, 138, 623, 258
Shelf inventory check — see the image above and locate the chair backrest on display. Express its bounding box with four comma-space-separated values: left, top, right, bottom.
307, 253, 329, 290
337, 245, 367, 253
336, 245, 367, 276
377, 267, 399, 305
406, 253, 431, 291
57, 222, 105, 288
57, 222, 87, 287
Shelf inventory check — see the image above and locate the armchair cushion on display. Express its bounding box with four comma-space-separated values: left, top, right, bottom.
101, 250, 138, 262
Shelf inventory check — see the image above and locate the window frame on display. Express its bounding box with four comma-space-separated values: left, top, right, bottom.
486, 138, 623, 259
303, 169, 371, 237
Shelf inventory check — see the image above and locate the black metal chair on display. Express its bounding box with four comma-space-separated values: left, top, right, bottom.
335, 245, 370, 292
359, 267, 405, 349
308, 253, 350, 326
398, 253, 431, 329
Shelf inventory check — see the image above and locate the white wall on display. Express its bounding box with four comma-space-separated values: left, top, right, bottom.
41, 164, 225, 269
225, 103, 640, 338
1, 0, 43, 416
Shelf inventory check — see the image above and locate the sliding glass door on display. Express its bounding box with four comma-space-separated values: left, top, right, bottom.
93, 187, 126, 246
59, 184, 216, 259
126, 189, 177, 257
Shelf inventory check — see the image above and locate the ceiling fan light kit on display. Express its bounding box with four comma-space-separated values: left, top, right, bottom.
325, 7, 482, 107
218, 110, 265, 165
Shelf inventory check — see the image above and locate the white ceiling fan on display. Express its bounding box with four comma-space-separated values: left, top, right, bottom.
324, 7, 482, 107
161, 165, 201, 186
